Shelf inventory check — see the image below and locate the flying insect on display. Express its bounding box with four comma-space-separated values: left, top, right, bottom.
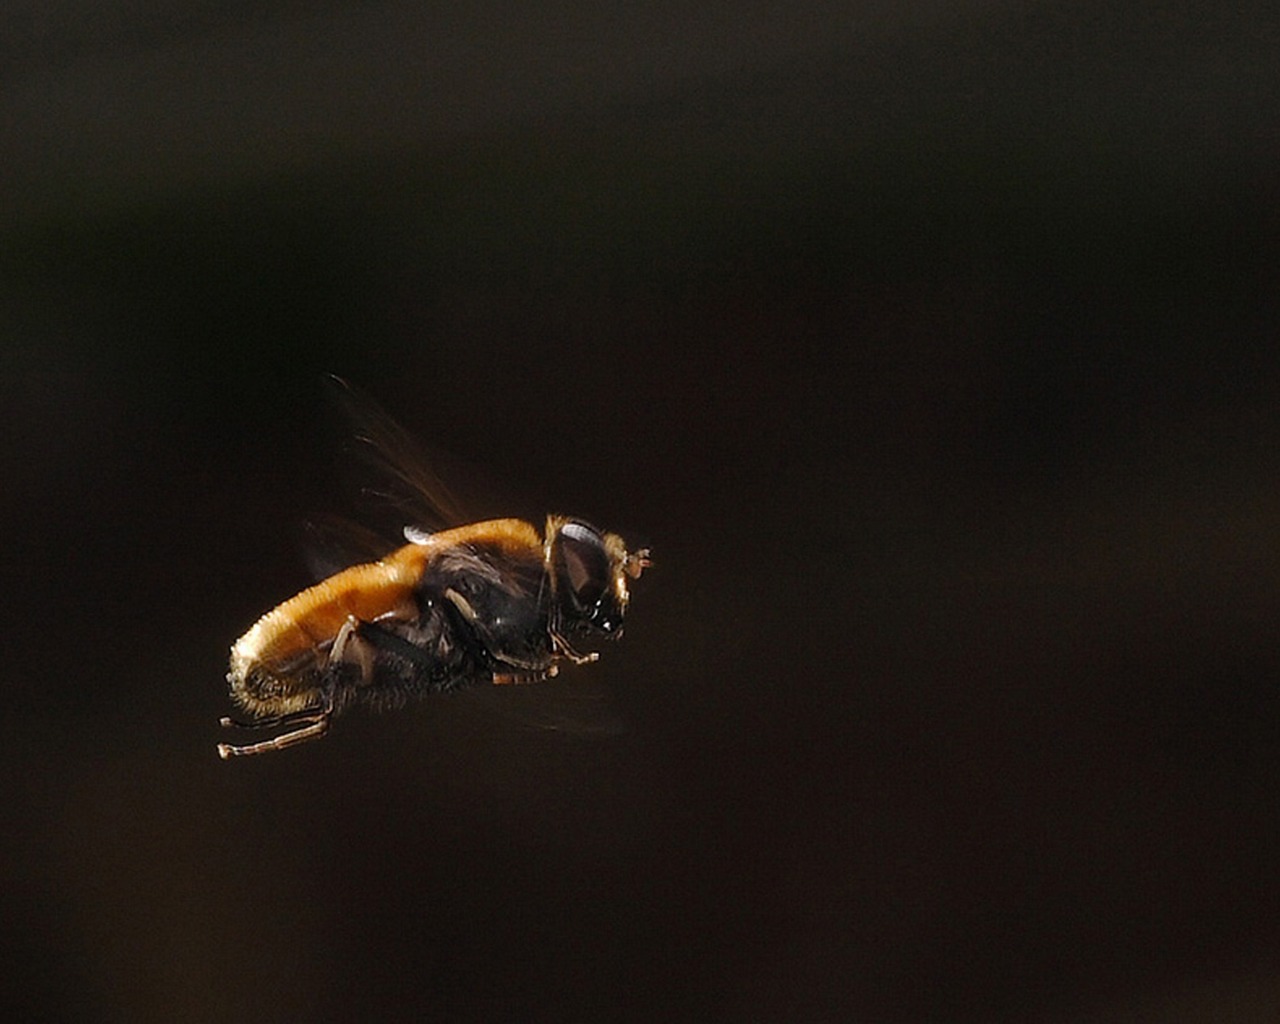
217, 392, 650, 758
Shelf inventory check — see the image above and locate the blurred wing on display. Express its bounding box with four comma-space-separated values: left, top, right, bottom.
296, 377, 472, 581
301, 513, 397, 581
458, 676, 628, 738
326, 375, 469, 533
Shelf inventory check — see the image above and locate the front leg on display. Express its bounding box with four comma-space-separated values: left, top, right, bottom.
551, 630, 599, 666
492, 665, 558, 685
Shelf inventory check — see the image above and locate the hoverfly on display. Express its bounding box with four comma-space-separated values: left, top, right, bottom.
217, 387, 650, 758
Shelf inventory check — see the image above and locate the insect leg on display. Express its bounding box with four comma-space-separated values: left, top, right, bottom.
551, 631, 600, 666
492, 668, 556, 685
217, 711, 331, 758
353, 620, 443, 669
331, 614, 377, 685
219, 706, 328, 730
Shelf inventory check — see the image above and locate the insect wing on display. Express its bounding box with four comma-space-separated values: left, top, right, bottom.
326, 375, 469, 532
460, 676, 628, 737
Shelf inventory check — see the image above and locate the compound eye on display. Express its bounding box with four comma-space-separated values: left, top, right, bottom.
558, 520, 611, 607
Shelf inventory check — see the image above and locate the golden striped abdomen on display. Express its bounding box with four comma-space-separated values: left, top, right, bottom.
228, 554, 428, 717
225, 520, 542, 719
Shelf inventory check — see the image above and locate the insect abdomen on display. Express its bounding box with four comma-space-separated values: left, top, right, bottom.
227, 559, 425, 717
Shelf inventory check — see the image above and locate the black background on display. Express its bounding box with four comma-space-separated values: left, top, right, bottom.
3, 3, 1279, 1021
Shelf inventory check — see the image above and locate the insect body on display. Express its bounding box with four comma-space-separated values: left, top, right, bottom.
218, 516, 650, 758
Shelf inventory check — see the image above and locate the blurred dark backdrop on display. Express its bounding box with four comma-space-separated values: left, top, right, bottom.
2, 2, 1279, 1021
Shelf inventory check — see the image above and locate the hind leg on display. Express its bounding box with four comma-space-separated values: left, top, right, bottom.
217, 614, 376, 757
217, 710, 331, 758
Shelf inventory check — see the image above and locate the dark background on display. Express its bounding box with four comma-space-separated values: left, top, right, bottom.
2, 3, 1279, 1021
